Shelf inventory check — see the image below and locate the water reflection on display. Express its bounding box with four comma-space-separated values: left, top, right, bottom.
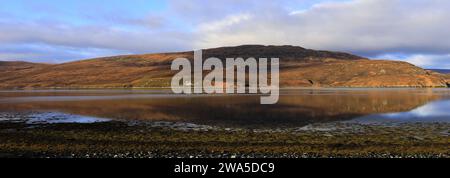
352, 99, 450, 124
0, 89, 449, 128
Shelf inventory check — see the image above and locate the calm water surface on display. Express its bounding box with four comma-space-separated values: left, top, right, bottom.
0, 88, 450, 128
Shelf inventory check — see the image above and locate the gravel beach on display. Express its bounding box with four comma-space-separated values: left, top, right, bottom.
0, 112, 448, 158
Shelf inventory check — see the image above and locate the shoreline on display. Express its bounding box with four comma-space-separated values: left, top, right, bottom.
1, 86, 449, 91
0, 118, 448, 158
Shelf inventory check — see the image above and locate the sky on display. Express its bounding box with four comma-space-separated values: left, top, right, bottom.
0, 0, 449, 69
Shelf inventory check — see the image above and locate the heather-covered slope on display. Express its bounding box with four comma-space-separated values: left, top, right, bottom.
280, 60, 449, 87
0, 45, 448, 89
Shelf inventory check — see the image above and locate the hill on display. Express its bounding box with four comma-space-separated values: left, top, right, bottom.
0, 45, 448, 89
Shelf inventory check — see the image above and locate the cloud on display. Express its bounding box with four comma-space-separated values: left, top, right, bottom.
0, 43, 131, 63
193, 0, 450, 58
198, 14, 252, 32
373, 53, 450, 69
0, 20, 193, 51
0, 0, 195, 62
0, 19, 194, 62
401, 54, 450, 69
1, 0, 450, 69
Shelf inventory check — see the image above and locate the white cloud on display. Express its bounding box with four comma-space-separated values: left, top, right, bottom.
375, 53, 450, 69
1, 0, 450, 68
198, 14, 251, 32
0, 21, 192, 52
192, 0, 450, 58
402, 54, 450, 69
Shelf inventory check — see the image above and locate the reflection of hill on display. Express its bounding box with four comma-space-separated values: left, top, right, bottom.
0, 90, 443, 128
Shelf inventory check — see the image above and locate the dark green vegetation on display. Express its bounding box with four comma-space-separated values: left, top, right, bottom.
0, 121, 448, 158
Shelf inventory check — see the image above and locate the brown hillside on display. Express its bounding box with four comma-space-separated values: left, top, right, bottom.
0, 61, 50, 87
0, 45, 448, 89
280, 60, 448, 87
440, 73, 450, 86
